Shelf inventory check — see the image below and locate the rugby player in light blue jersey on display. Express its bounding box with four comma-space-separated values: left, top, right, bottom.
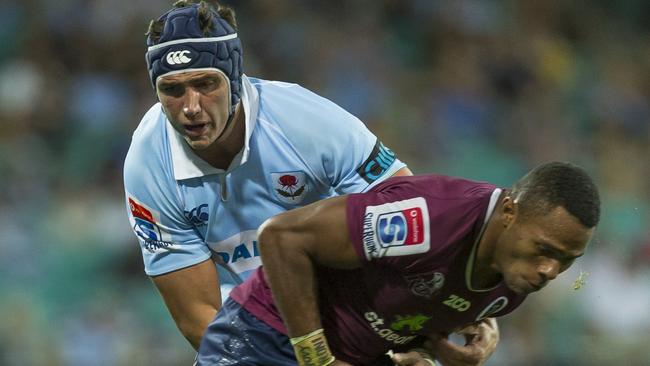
123, 1, 498, 363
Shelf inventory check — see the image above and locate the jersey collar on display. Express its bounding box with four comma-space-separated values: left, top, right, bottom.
167, 75, 259, 180
465, 188, 503, 292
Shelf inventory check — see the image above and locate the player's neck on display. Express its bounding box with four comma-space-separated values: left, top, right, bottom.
197, 104, 246, 170
472, 194, 505, 289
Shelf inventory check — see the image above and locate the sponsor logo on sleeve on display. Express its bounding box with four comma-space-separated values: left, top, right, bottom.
357, 140, 397, 184
476, 296, 509, 321
271, 171, 308, 204
361, 197, 430, 259
128, 197, 176, 253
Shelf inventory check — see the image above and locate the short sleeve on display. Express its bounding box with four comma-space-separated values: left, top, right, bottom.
324, 124, 407, 194
346, 189, 432, 263
123, 108, 211, 276
256, 80, 406, 194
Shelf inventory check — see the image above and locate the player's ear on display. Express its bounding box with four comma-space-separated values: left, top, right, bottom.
501, 195, 517, 227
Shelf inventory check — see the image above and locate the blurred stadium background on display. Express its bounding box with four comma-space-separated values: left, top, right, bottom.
1, 0, 648, 365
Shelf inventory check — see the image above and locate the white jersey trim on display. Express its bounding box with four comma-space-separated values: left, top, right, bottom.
465, 188, 503, 292
168, 75, 259, 180
146, 34, 238, 52
360, 162, 406, 193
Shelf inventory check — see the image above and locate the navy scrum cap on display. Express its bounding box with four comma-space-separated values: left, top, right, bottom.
145, 3, 243, 114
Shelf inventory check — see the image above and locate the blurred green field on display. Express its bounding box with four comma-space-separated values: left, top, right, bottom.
1, 1, 649, 365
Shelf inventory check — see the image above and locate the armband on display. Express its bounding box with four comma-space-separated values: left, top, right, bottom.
290, 328, 336, 366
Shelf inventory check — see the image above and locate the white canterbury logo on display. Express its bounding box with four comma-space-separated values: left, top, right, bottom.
166, 50, 192, 65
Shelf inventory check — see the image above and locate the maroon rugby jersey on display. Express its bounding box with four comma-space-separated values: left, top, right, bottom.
231, 175, 527, 364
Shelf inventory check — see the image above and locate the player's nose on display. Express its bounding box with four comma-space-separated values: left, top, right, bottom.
182, 88, 201, 118
537, 259, 560, 282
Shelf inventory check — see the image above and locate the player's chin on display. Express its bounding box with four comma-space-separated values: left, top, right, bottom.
517, 281, 543, 295
506, 278, 533, 295
185, 136, 213, 150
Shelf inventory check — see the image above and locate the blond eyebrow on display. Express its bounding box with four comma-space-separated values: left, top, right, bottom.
187, 74, 220, 82
158, 74, 220, 89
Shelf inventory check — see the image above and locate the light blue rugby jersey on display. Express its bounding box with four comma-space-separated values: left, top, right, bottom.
124, 75, 405, 297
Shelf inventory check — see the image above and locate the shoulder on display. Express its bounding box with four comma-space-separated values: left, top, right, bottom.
124, 103, 174, 191
370, 174, 496, 201
130, 103, 168, 146
355, 174, 497, 227
252, 77, 366, 136
346, 175, 496, 261
125, 103, 168, 166
251, 77, 377, 162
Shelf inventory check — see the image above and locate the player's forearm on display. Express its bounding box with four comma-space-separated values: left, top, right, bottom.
152, 260, 223, 350
258, 221, 323, 337
258, 197, 356, 365
259, 222, 338, 365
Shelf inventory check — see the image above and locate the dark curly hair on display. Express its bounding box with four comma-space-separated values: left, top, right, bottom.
511, 162, 601, 228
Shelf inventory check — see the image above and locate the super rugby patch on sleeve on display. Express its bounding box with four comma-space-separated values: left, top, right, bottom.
361, 197, 430, 259
127, 196, 176, 253
356, 140, 397, 184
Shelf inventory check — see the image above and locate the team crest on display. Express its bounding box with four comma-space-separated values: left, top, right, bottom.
271, 171, 308, 204
405, 272, 445, 298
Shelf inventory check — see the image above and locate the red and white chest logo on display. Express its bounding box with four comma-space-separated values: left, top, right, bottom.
271, 172, 308, 204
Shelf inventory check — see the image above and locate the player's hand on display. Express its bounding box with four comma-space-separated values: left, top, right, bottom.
424, 318, 499, 366
391, 350, 436, 366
